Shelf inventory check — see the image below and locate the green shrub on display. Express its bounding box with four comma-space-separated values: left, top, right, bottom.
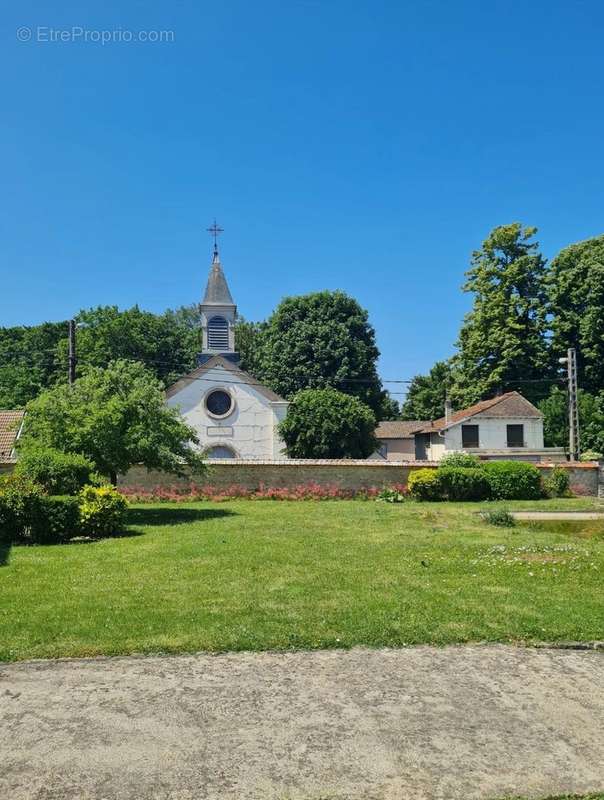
376, 487, 406, 503
580, 450, 603, 462
481, 508, 516, 527
437, 467, 491, 501
0, 476, 44, 542
543, 466, 571, 498
15, 448, 101, 495
438, 452, 482, 469
79, 485, 127, 536
408, 469, 442, 501
28, 496, 81, 544
482, 461, 543, 500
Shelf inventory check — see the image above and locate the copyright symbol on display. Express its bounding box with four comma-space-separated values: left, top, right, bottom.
16, 26, 32, 42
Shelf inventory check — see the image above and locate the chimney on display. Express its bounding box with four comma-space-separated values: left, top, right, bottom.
445, 395, 452, 424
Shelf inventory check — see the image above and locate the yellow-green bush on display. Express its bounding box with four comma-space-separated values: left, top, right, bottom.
79, 485, 128, 537
407, 469, 441, 501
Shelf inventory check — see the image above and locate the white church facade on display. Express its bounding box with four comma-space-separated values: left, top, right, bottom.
166, 243, 289, 459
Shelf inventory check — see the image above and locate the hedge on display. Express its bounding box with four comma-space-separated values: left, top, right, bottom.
408, 460, 545, 502
436, 467, 491, 501
482, 461, 543, 500
0, 480, 127, 544
15, 448, 100, 495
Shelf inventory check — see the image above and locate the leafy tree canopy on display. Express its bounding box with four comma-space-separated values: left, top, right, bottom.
400, 361, 453, 420
451, 223, 551, 407
538, 385, 604, 453
254, 291, 392, 418
278, 387, 377, 459
548, 234, 604, 394
19, 359, 205, 484
61, 305, 200, 386
0, 322, 68, 408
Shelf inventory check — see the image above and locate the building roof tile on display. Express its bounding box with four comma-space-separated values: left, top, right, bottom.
0, 410, 25, 462
417, 391, 542, 433
375, 420, 430, 439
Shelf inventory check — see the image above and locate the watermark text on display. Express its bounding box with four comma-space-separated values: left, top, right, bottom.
17, 26, 175, 44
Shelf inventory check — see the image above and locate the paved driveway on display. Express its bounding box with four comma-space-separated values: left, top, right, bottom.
1, 645, 603, 800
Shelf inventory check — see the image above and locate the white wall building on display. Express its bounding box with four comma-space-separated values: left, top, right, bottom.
165, 244, 288, 459
374, 392, 566, 462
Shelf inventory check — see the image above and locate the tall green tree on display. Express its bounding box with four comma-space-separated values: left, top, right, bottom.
253, 290, 391, 418
278, 388, 377, 459
452, 223, 551, 406
548, 234, 604, 394
19, 360, 204, 484
539, 385, 604, 453
57, 305, 200, 386
400, 361, 453, 420
234, 316, 265, 375
0, 322, 67, 408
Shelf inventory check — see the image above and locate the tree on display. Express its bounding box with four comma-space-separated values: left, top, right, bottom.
19, 360, 204, 484
234, 316, 265, 375
57, 305, 200, 387
278, 388, 377, 459
451, 223, 551, 407
254, 290, 391, 418
0, 321, 67, 408
548, 234, 604, 394
400, 361, 453, 420
538, 385, 604, 453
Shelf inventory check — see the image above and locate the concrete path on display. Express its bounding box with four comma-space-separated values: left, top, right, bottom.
1, 646, 603, 800
512, 511, 604, 520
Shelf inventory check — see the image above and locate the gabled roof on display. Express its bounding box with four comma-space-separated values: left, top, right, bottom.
0, 410, 25, 462
202, 253, 235, 306
417, 391, 542, 434
165, 356, 287, 403
375, 420, 431, 440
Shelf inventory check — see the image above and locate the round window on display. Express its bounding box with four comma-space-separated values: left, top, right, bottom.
205, 389, 233, 417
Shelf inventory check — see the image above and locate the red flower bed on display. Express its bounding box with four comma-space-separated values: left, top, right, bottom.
120, 482, 408, 503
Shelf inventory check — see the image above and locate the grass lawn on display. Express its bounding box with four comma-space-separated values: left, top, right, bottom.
1, 498, 603, 661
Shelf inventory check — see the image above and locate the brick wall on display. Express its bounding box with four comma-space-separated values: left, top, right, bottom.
119, 459, 601, 495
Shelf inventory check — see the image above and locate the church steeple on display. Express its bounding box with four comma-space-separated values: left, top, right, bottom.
198, 222, 239, 364
202, 250, 235, 306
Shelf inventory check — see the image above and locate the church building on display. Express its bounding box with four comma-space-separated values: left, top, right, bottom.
166, 237, 288, 459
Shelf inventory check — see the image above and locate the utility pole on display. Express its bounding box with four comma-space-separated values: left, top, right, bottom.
560, 348, 580, 460
68, 319, 76, 385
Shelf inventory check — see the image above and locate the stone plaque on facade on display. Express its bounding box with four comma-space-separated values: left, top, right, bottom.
207, 426, 233, 437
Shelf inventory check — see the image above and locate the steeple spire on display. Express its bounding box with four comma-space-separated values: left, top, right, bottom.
198, 221, 238, 364
202, 219, 234, 305
202, 254, 235, 306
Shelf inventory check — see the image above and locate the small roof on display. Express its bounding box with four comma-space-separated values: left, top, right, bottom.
417, 391, 542, 434
0, 410, 25, 462
165, 355, 287, 404
375, 420, 430, 440
202, 253, 235, 306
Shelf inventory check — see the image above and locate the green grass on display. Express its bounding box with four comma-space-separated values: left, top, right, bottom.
1, 499, 603, 662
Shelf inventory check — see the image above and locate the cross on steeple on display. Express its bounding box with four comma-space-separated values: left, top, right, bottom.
206, 219, 224, 257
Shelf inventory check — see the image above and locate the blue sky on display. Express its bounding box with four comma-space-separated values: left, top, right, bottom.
3, 1, 604, 392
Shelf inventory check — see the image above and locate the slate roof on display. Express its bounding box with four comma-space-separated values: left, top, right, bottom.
375, 420, 430, 439
202, 253, 235, 306
0, 410, 25, 462
417, 392, 542, 434
165, 355, 287, 404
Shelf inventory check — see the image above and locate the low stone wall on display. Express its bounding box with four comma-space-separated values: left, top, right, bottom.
120, 460, 438, 492
536, 462, 599, 496
120, 459, 601, 496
